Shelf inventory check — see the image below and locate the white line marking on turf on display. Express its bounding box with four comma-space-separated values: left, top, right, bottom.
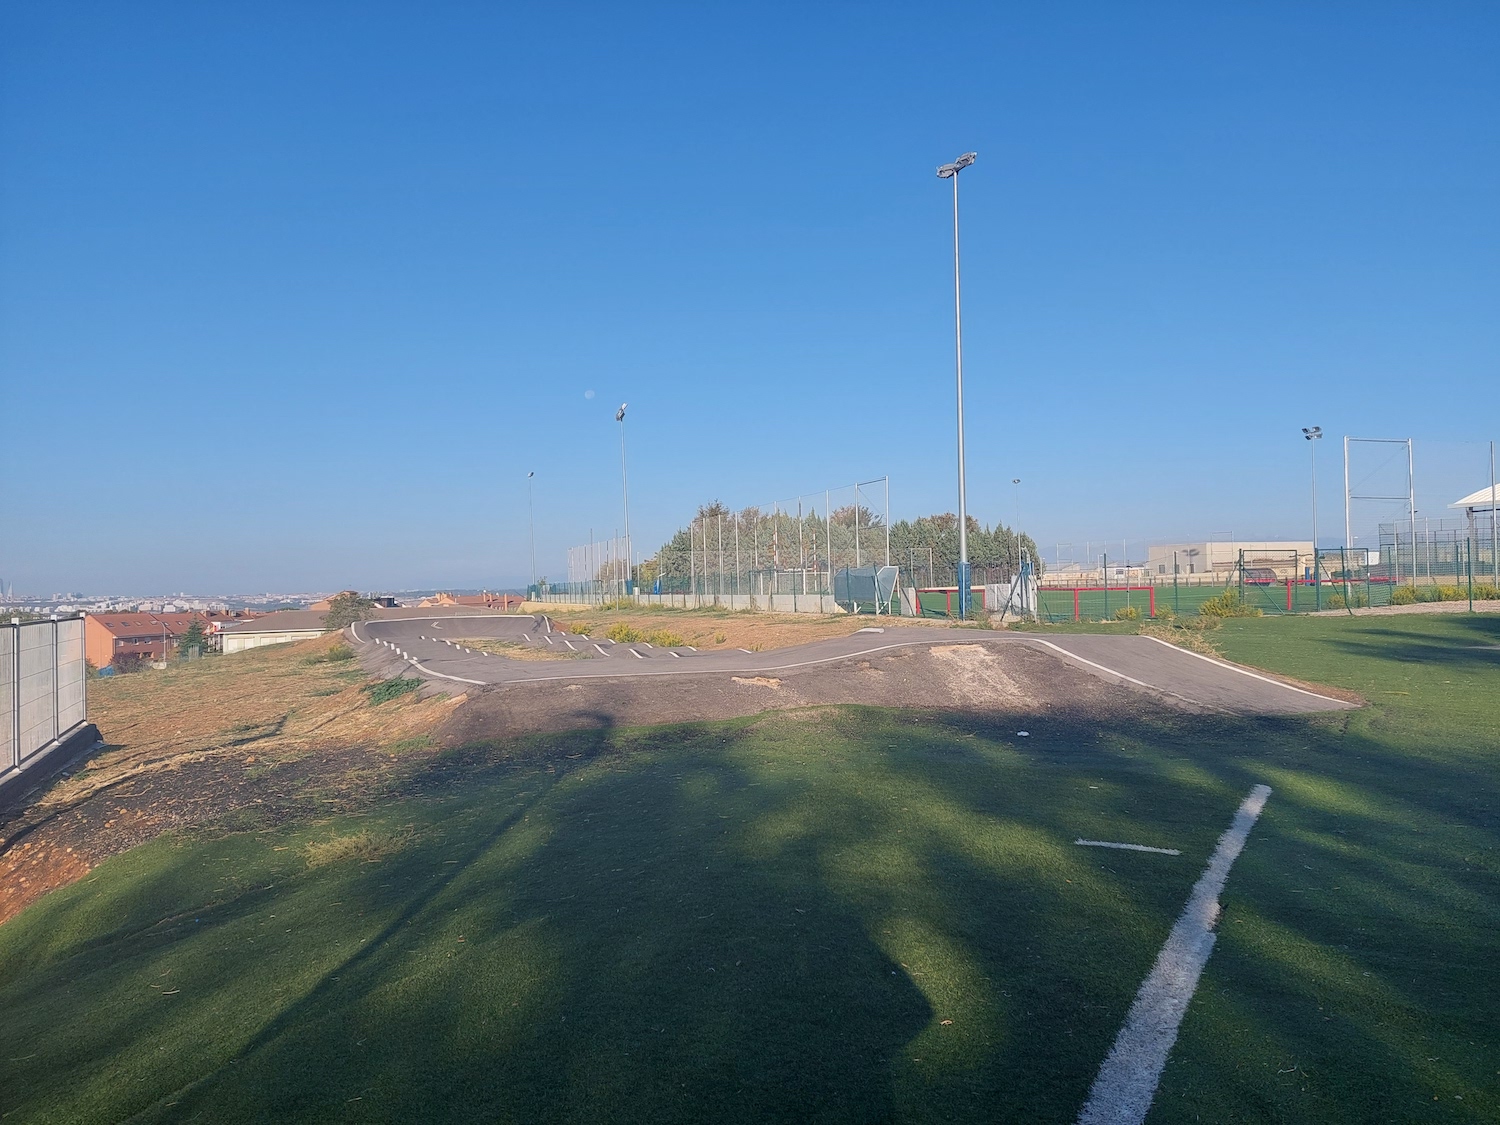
1140, 636, 1352, 706
1075, 840, 1182, 856
1076, 783, 1272, 1125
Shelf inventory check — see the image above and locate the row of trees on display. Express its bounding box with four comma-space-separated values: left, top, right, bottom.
636, 502, 1040, 592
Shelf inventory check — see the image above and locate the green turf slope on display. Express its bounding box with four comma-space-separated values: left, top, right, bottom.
0, 614, 1495, 1123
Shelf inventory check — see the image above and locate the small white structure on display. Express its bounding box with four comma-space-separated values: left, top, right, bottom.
218, 610, 329, 653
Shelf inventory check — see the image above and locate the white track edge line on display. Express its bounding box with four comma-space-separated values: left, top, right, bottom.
1140, 636, 1350, 704
1026, 639, 1209, 710
1076, 783, 1272, 1125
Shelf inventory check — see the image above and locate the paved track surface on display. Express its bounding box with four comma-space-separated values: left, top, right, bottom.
352, 614, 1353, 716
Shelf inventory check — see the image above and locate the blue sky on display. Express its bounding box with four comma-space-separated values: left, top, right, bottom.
3, 3, 1497, 593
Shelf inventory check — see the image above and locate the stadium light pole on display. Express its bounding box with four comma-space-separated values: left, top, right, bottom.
1303, 427, 1322, 605
616, 404, 632, 596
526, 471, 537, 594
1302, 426, 1322, 551
937, 151, 977, 616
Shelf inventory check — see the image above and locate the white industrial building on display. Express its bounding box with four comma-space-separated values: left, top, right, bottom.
1145, 541, 1313, 579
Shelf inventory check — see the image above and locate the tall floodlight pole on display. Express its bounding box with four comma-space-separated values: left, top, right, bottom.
1011, 478, 1021, 569
937, 151, 977, 615
616, 404, 631, 596
527, 471, 537, 594
1302, 432, 1326, 609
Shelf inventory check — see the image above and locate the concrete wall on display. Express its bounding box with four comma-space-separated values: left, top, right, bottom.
222, 629, 325, 654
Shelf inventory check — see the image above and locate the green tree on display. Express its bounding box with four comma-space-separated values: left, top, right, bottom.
322, 593, 377, 631
178, 619, 207, 657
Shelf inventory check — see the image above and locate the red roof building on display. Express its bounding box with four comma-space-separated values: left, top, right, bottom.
84, 612, 210, 669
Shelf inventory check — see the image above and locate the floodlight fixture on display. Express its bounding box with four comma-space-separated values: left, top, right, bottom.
1303, 426, 1322, 441
616, 403, 628, 423
936, 152, 977, 178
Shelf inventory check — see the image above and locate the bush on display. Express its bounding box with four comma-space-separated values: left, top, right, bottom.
605, 623, 642, 643
322, 593, 378, 631
363, 677, 422, 704
1198, 591, 1263, 618
646, 629, 686, 648
1391, 585, 1418, 605
1325, 592, 1346, 609
567, 621, 596, 638
1152, 606, 1176, 624
1113, 606, 1141, 621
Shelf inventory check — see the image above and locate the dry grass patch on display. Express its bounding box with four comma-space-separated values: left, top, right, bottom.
304, 826, 415, 868
551, 606, 950, 653
451, 637, 589, 661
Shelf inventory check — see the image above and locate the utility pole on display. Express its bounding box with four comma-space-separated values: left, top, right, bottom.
526, 471, 537, 594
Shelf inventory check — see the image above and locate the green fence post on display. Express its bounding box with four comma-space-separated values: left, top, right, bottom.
1468, 539, 1475, 611
1102, 553, 1109, 620
1315, 547, 1322, 611
1173, 551, 1180, 614
1342, 547, 1352, 614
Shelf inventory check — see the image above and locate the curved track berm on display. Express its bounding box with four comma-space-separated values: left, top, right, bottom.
348, 614, 1355, 742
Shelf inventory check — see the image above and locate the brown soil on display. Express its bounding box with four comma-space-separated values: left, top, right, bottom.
435, 640, 1126, 750
0, 635, 461, 925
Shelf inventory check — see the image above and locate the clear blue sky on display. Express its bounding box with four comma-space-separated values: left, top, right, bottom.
3, 3, 1496, 593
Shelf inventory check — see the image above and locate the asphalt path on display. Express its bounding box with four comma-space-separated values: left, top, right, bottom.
351, 614, 1354, 716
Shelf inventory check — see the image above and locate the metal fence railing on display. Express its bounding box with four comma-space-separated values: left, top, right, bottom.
3, 615, 88, 781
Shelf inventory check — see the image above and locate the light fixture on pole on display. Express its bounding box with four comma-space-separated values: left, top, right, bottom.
526, 471, 537, 594
937, 150, 977, 616
1302, 427, 1322, 595
616, 403, 631, 597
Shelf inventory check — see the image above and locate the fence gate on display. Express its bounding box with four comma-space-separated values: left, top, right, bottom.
1236, 549, 1305, 614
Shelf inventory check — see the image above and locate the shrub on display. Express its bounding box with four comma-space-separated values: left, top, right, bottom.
1152, 606, 1176, 624
322, 592, 378, 631
646, 629, 686, 648
1113, 606, 1141, 621
1198, 591, 1263, 618
1325, 592, 1346, 609
605, 623, 642, 643
713, 631, 728, 644
363, 677, 422, 704
1390, 585, 1418, 605
567, 621, 595, 638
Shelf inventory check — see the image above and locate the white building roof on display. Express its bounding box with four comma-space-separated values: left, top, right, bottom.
1449, 486, 1500, 511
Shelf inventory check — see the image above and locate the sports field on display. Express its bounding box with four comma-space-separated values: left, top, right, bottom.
1, 615, 1496, 1122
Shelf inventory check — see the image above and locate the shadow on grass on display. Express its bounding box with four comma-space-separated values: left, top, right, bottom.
2, 691, 1497, 1123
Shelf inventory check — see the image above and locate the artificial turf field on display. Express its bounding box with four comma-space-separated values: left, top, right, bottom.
1, 615, 1496, 1123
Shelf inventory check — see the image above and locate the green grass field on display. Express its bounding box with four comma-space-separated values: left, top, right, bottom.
2, 615, 1496, 1122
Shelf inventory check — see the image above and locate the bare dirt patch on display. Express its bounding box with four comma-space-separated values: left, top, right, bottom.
0, 634, 460, 924
437, 641, 1127, 751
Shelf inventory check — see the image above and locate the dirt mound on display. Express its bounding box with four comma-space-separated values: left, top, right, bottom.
436, 640, 1124, 749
